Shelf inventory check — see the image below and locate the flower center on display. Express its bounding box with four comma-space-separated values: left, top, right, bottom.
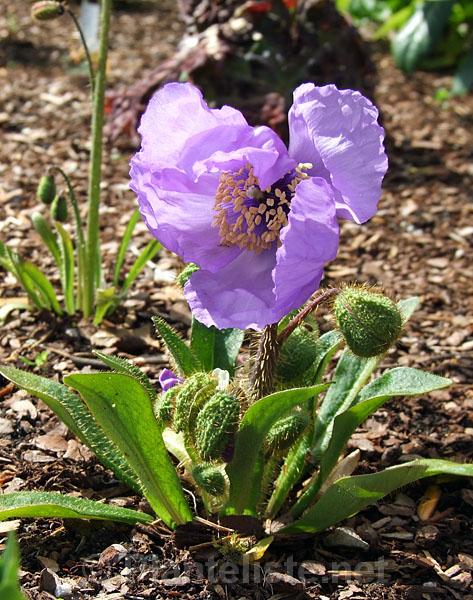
213, 163, 310, 252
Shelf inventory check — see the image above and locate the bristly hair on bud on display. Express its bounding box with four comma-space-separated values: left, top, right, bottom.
31, 1, 65, 22
194, 391, 240, 461
176, 263, 199, 289
265, 411, 309, 455
192, 464, 226, 496
333, 285, 403, 358
36, 175, 56, 205
51, 194, 68, 222
276, 320, 319, 386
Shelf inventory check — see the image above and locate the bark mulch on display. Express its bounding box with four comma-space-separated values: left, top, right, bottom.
0, 1, 472, 598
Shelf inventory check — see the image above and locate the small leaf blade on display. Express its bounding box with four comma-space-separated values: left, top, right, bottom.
122, 240, 161, 292
152, 316, 202, 376
281, 459, 473, 534
113, 208, 141, 286
0, 492, 152, 525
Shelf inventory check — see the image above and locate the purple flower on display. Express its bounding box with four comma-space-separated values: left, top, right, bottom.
159, 368, 182, 392
130, 83, 387, 330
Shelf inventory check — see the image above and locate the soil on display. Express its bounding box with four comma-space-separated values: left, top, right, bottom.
0, 1, 472, 599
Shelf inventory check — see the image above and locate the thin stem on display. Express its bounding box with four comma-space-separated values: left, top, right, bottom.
250, 323, 280, 400
51, 167, 86, 309
83, 0, 112, 317
66, 7, 95, 97
278, 288, 340, 344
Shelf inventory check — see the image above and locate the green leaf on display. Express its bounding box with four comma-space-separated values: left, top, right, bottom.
281, 459, 473, 534
0, 492, 152, 525
21, 262, 62, 315
224, 384, 329, 516
65, 372, 192, 528
31, 212, 61, 266
214, 328, 244, 376
398, 296, 420, 322
55, 222, 75, 314
122, 240, 161, 292
392, 0, 454, 72
93, 351, 157, 401
113, 208, 141, 286
190, 318, 215, 372
0, 533, 27, 600
93, 286, 118, 326
452, 48, 473, 96
300, 368, 452, 510
191, 320, 244, 375
0, 244, 46, 310
0, 365, 141, 492
373, 5, 415, 40
152, 316, 202, 376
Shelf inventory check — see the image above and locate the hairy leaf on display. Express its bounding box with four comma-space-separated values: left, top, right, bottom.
282, 459, 473, 534
0, 492, 152, 525
65, 372, 192, 528
0, 366, 141, 492
152, 316, 202, 376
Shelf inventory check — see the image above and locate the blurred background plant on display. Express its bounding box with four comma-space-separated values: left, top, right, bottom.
337, 0, 473, 96
0, 0, 160, 326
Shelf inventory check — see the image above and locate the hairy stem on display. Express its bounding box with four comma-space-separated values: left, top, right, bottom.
83, 0, 112, 317
250, 323, 280, 400
278, 288, 340, 344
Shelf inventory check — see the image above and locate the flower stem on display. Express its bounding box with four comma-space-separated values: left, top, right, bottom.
277, 288, 340, 344
250, 323, 280, 400
51, 167, 86, 310
83, 0, 112, 317
66, 7, 95, 97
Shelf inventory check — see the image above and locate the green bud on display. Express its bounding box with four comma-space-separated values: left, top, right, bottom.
36, 175, 56, 205
176, 263, 199, 288
266, 411, 309, 454
31, 1, 65, 21
173, 372, 217, 433
192, 464, 225, 496
333, 286, 403, 357
51, 194, 68, 222
195, 391, 240, 461
155, 385, 180, 423
277, 323, 319, 384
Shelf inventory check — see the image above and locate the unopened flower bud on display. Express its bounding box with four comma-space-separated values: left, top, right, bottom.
155, 385, 180, 424
176, 263, 199, 288
51, 194, 68, 222
266, 411, 309, 454
192, 464, 225, 496
31, 1, 65, 21
333, 286, 403, 357
195, 391, 240, 461
277, 322, 319, 384
36, 174, 56, 205
173, 372, 217, 433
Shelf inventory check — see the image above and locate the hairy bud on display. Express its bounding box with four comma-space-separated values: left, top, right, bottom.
266, 411, 309, 454
277, 323, 319, 384
195, 391, 240, 461
31, 1, 65, 21
173, 372, 217, 433
333, 286, 403, 357
176, 263, 199, 288
36, 175, 56, 205
192, 464, 225, 496
51, 194, 68, 222
155, 385, 180, 424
